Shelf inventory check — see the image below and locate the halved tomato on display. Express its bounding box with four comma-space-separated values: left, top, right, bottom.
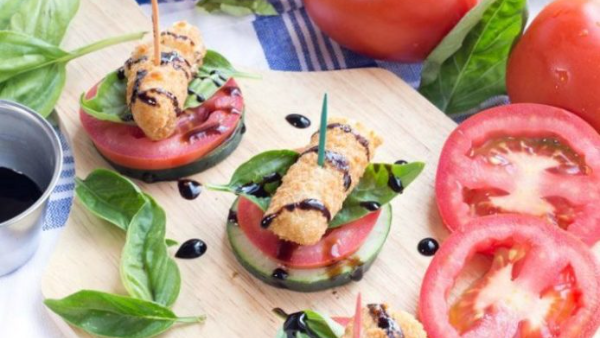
80, 79, 243, 171
420, 215, 600, 338
237, 197, 381, 269
436, 104, 600, 246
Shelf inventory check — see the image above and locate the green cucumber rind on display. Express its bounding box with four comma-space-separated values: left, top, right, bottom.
227, 198, 392, 292
100, 117, 245, 183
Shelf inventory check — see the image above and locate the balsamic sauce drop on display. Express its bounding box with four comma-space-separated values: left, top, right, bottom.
178, 179, 202, 200
360, 201, 381, 211
350, 265, 364, 282
175, 239, 207, 259
388, 175, 404, 193
285, 114, 312, 129
394, 160, 408, 165
272, 268, 289, 280
0, 167, 42, 223
417, 238, 439, 256
283, 312, 315, 338
228, 209, 238, 225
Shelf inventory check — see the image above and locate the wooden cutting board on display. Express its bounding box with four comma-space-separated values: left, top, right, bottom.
42, 0, 458, 337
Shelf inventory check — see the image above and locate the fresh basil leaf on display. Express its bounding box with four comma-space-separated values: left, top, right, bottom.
121, 195, 181, 308
197, 0, 277, 16
0, 63, 66, 117
8, 0, 80, 45
185, 50, 257, 109
419, 0, 527, 115
206, 150, 299, 210
75, 169, 147, 232
304, 310, 344, 338
44, 290, 204, 338
0, 31, 69, 83
165, 239, 179, 247
80, 70, 132, 123
0, 0, 22, 29
329, 162, 425, 228
0, 31, 143, 117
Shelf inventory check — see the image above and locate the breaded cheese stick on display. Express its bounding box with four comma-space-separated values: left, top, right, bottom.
342, 304, 427, 338
124, 21, 206, 140
261, 117, 382, 245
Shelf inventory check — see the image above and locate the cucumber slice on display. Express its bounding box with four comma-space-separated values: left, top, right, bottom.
227, 199, 392, 292
101, 118, 245, 183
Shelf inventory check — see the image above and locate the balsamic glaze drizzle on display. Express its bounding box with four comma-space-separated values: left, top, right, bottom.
367, 304, 404, 338
326, 123, 371, 160
261, 199, 331, 229
301, 146, 352, 190
137, 88, 183, 116
161, 31, 196, 46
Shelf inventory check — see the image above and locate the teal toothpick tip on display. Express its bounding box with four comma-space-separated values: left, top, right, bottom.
317, 93, 328, 167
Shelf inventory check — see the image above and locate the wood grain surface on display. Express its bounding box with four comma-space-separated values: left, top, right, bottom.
41, 0, 460, 337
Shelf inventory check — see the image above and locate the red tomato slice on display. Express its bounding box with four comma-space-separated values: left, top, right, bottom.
333, 317, 352, 327
419, 215, 600, 338
237, 197, 381, 269
436, 104, 600, 246
80, 79, 243, 170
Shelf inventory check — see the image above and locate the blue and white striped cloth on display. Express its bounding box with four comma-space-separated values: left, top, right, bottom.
44, 121, 75, 232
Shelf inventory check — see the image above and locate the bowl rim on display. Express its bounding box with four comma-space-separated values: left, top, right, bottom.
0, 100, 64, 228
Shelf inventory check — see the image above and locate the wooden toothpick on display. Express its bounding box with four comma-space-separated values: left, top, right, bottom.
317, 93, 328, 167
353, 292, 362, 338
151, 0, 161, 66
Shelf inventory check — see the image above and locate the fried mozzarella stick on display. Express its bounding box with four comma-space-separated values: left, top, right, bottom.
261, 117, 382, 245
124, 21, 206, 140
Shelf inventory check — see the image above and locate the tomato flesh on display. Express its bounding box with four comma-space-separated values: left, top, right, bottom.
80, 79, 243, 170
419, 215, 600, 338
436, 104, 600, 246
304, 0, 477, 62
236, 197, 381, 269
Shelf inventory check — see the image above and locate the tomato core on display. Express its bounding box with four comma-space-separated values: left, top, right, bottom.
464, 135, 589, 230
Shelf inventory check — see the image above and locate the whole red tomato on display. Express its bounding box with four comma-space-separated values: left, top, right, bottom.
507, 0, 600, 132
304, 0, 477, 62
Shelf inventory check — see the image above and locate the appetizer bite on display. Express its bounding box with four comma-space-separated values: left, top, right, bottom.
274, 296, 426, 338
209, 116, 424, 292
80, 21, 247, 182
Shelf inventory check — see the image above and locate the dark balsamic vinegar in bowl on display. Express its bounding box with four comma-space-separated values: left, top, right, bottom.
0, 167, 42, 223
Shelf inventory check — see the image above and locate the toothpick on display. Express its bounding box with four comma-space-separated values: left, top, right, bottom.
151, 0, 161, 66
353, 292, 362, 338
317, 93, 328, 167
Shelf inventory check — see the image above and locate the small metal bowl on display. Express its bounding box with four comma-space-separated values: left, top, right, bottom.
0, 100, 63, 276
